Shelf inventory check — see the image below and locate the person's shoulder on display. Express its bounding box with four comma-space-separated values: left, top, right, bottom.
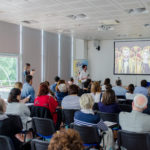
119, 111, 129, 118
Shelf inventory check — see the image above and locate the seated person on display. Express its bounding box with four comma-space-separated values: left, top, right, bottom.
21, 75, 35, 103
134, 80, 148, 96
44, 81, 55, 98
34, 83, 58, 124
0, 98, 24, 150
68, 77, 74, 86
91, 81, 102, 103
62, 84, 80, 110
6, 88, 31, 130
112, 79, 127, 96
55, 80, 68, 103
143, 87, 150, 114
74, 94, 108, 131
126, 84, 136, 100
14, 82, 30, 103
48, 129, 84, 150
119, 94, 150, 132
101, 78, 111, 91
50, 76, 60, 93
98, 89, 120, 113
78, 81, 91, 96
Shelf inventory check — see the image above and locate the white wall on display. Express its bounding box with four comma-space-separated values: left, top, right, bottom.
88, 40, 150, 86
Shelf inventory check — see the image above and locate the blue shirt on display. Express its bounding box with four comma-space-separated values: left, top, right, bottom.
134, 86, 148, 96
112, 86, 127, 96
50, 83, 57, 93
21, 83, 35, 103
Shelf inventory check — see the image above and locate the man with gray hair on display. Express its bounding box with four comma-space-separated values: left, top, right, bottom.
119, 94, 150, 132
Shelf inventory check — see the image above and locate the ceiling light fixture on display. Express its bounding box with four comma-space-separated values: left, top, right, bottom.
98, 25, 114, 31
99, 19, 120, 25
125, 7, 148, 15
21, 20, 38, 24
67, 13, 87, 20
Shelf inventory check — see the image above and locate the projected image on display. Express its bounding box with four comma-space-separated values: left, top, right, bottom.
115, 41, 150, 74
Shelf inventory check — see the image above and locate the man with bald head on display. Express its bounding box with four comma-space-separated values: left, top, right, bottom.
119, 94, 150, 132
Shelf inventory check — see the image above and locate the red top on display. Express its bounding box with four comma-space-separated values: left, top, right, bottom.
34, 95, 58, 124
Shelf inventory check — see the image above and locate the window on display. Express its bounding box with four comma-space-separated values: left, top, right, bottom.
0, 54, 18, 100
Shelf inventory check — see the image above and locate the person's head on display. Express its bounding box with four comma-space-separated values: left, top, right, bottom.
128, 84, 135, 94
141, 80, 147, 88
70, 77, 74, 82
8, 88, 21, 103
68, 77, 74, 85
105, 84, 112, 90
48, 129, 84, 150
116, 79, 122, 86
54, 76, 60, 83
25, 63, 30, 71
44, 81, 50, 87
26, 75, 33, 85
56, 80, 67, 92
104, 78, 110, 85
102, 89, 116, 105
91, 81, 101, 94
0, 98, 6, 114
132, 94, 148, 112
14, 82, 23, 90
68, 84, 78, 95
82, 65, 87, 71
38, 82, 49, 96
83, 81, 89, 89
80, 94, 94, 110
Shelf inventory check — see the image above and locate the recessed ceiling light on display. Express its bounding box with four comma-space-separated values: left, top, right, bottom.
98, 25, 114, 31
125, 7, 148, 15
67, 13, 87, 20
99, 19, 120, 25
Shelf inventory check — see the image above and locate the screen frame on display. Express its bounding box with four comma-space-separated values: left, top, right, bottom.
114, 39, 150, 75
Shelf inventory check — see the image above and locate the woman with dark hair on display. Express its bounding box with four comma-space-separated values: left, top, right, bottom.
126, 84, 136, 100
98, 89, 120, 113
6, 88, 31, 129
34, 82, 58, 124
102, 78, 111, 91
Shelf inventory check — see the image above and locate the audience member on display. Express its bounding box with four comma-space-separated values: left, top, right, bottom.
44, 81, 55, 97
48, 129, 84, 150
98, 89, 120, 113
62, 84, 80, 110
74, 94, 108, 131
91, 81, 102, 103
14, 82, 30, 103
112, 79, 127, 96
6, 88, 31, 129
126, 84, 136, 100
34, 83, 58, 124
78, 81, 91, 96
134, 80, 148, 96
55, 80, 68, 104
21, 75, 35, 103
143, 87, 150, 114
68, 77, 74, 85
23, 63, 31, 82
50, 76, 60, 93
102, 78, 111, 91
0, 98, 24, 150
119, 94, 150, 132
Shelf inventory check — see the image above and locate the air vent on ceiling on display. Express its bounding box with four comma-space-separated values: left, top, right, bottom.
98, 25, 114, 31
21, 20, 38, 24
125, 7, 148, 15
67, 13, 87, 20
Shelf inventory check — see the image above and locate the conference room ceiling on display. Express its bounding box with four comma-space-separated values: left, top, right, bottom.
0, 0, 150, 40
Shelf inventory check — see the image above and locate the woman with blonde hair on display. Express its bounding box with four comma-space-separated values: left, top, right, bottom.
91, 81, 102, 103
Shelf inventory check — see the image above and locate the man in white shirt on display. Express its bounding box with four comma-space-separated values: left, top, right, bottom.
79, 65, 89, 84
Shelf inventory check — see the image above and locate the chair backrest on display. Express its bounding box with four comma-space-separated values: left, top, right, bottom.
119, 104, 132, 112
62, 109, 79, 125
118, 130, 149, 150
117, 95, 126, 99
30, 106, 52, 119
0, 135, 15, 150
31, 139, 49, 150
73, 125, 100, 144
125, 100, 133, 105
97, 111, 119, 123
32, 117, 55, 138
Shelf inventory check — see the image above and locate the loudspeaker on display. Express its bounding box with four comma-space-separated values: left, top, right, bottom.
93, 40, 100, 51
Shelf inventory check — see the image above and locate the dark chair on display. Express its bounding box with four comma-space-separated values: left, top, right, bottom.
32, 117, 55, 139
125, 99, 133, 105
97, 111, 119, 123
62, 109, 79, 125
117, 95, 126, 99
73, 125, 101, 147
31, 139, 49, 150
0, 135, 15, 150
30, 106, 52, 119
119, 104, 132, 112
118, 130, 149, 150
